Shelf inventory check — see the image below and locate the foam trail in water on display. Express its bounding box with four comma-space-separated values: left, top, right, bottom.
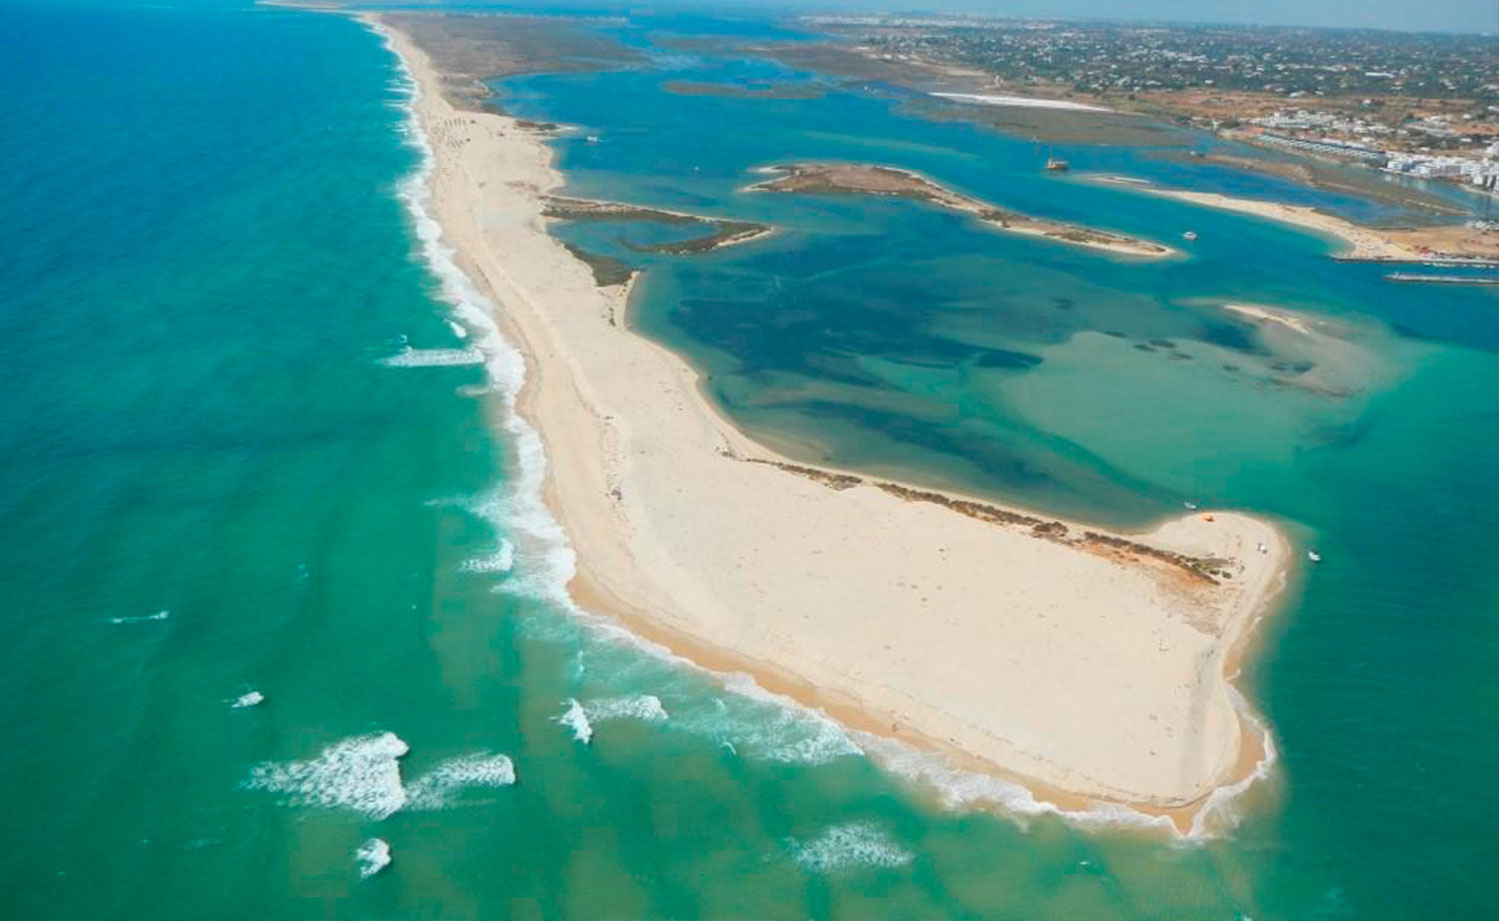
355, 838, 392, 878
585, 695, 668, 723
405, 753, 516, 810
108, 610, 169, 625
379, 345, 485, 368
789, 822, 912, 873
557, 699, 594, 744
244, 732, 410, 819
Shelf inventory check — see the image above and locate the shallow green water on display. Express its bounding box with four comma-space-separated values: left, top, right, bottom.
1, 2, 1495, 919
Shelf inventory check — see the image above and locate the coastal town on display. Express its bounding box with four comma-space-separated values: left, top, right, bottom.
806, 15, 1499, 192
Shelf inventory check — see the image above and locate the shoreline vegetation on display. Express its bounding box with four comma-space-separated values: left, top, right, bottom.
351, 7, 1294, 834
1095, 176, 1499, 264
750, 163, 1175, 258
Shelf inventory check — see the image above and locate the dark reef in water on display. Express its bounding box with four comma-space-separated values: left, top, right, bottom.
974, 348, 1044, 369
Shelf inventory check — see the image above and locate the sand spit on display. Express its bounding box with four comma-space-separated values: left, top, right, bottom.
1146, 188, 1416, 260
753, 163, 1174, 258
931, 91, 1114, 113
1223, 303, 1318, 336
369, 13, 1292, 829
1098, 178, 1499, 264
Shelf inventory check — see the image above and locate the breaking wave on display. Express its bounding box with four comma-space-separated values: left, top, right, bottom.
557, 699, 593, 744
355, 838, 392, 878
108, 610, 169, 625
244, 732, 410, 820
231, 690, 265, 709
374, 17, 576, 618
585, 694, 668, 723
379, 345, 486, 368
713, 675, 861, 765
459, 539, 514, 575
244, 733, 516, 818
555, 695, 670, 745
405, 752, 516, 810
789, 822, 912, 873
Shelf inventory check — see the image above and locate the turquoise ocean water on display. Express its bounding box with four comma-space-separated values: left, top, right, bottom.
1, 2, 1496, 919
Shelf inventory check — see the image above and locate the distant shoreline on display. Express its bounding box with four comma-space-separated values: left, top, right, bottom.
363, 9, 1294, 835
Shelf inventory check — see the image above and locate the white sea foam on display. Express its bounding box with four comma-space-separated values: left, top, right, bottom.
1187, 687, 1280, 840
459, 539, 514, 574
231, 690, 265, 709
853, 732, 1180, 835
558, 699, 594, 744
405, 752, 516, 810
108, 610, 169, 625
246, 734, 518, 817
789, 822, 913, 873
717, 674, 861, 765
244, 732, 410, 819
373, 19, 577, 616
379, 346, 486, 368
585, 694, 668, 723
355, 838, 392, 878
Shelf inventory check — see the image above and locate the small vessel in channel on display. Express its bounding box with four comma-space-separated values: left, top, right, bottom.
1044, 157, 1070, 171
1182, 230, 1198, 241
1307, 549, 1323, 563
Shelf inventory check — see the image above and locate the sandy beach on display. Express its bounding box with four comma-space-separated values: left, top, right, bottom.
1146, 188, 1418, 259
1104, 182, 1499, 263
371, 14, 1291, 826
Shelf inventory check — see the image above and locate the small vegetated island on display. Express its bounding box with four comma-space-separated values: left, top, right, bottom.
539, 195, 774, 285
541, 196, 773, 254
751, 163, 1174, 257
